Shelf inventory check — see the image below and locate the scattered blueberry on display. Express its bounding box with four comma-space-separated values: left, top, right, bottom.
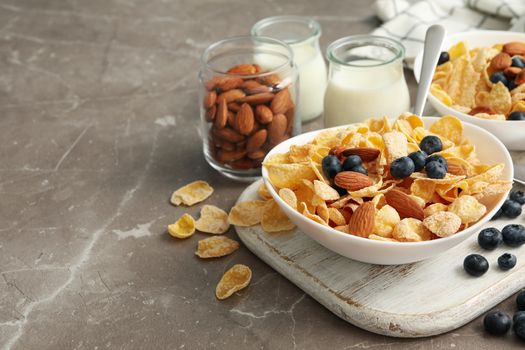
437, 51, 450, 65
425, 154, 448, 172
508, 111, 525, 121
515, 319, 525, 340
419, 135, 443, 155
342, 155, 362, 171
491, 207, 503, 220
484, 310, 512, 335
408, 151, 427, 172
501, 200, 522, 219
490, 72, 508, 87
478, 227, 503, 250
390, 156, 415, 179
514, 311, 525, 324
510, 190, 525, 205
517, 291, 525, 311
463, 254, 489, 277
351, 165, 368, 176
322, 155, 342, 179
512, 55, 525, 68
497, 253, 517, 270
425, 161, 447, 179
502, 224, 525, 247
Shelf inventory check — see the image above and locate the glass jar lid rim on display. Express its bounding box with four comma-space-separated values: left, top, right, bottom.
326, 35, 405, 68
251, 16, 322, 45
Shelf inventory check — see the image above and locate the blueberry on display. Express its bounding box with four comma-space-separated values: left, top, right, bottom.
483, 310, 512, 335
501, 200, 522, 218
512, 55, 525, 68
408, 151, 427, 172
322, 155, 342, 179
342, 155, 362, 171
334, 184, 348, 196
508, 111, 525, 120
390, 156, 415, 179
351, 165, 368, 176
419, 135, 442, 155
517, 291, 525, 311
425, 154, 448, 172
508, 79, 517, 91
515, 319, 525, 340
490, 72, 508, 87
477, 227, 503, 250
463, 254, 489, 277
510, 190, 525, 205
501, 224, 525, 247
491, 207, 503, 221
514, 311, 525, 323
425, 161, 447, 179
497, 253, 517, 270
437, 51, 449, 65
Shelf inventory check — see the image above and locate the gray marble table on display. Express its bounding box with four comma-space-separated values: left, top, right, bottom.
0, 0, 524, 349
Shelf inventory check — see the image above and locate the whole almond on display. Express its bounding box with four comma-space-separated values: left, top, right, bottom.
227, 102, 241, 112
214, 99, 228, 129
334, 171, 373, 191
503, 42, 525, 56
347, 202, 375, 238
490, 52, 512, 71
213, 138, 235, 151
469, 106, 496, 115
257, 74, 281, 86
268, 113, 287, 146
212, 127, 244, 143
205, 105, 216, 122
241, 80, 270, 95
216, 150, 247, 163
217, 89, 245, 104
230, 158, 260, 170
329, 146, 347, 157
342, 147, 381, 162
246, 129, 267, 153
255, 105, 273, 124
236, 103, 255, 135
237, 92, 274, 105
284, 107, 295, 134
203, 91, 216, 108
227, 64, 259, 75
271, 89, 292, 114
384, 189, 424, 220
247, 149, 266, 160
209, 76, 243, 91
515, 70, 525, 85
504, 66, 522, 78
227, 111, 236, 128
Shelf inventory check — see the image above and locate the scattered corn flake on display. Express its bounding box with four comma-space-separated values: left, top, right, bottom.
373, 205, 400, 238
448, 195, 487, 224
423, 211, 462, 237
257, 183, 273, 200
215, 264, 252, 300
195, 205, 230, 234
228, 200, 266, 226
393, 218, 431, 242
196, 236, 239, 258
168, 213, 196, 239
170, 180, 213, 206
279, 188, 298, 209
261, 199, 295, 232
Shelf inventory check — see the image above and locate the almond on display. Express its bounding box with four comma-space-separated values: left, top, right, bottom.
257, 74, 281, 86
241, 80, 271, 94
329, 146, 347, 158
504, 66, 522, 78
384, 189, 424, 220
213, 138, 235, 151
334, 171, 373, 191
503, 42, 525, 56
217, 89, 245, 104
347, 202, 375, 238
247, 149, 266, 160
231, 158, 261, 170
216, 150, 247, 162
515, 70, 525, 85
255, 105, 273, 124
246, 129, 267, 153
284, 107, 295, 134
490, 52, 512, 71
203, 91, 216, 108
227, 64, 259, 75
211, 76, 243, 91
237, 92, 274, 105
341, 147, 381, 162
212, 127, 244, 143
227, 102, 241, 112
236, 103, 255, 135
268, 113, 287, 146
205, 105, 216, 122
271, 89, 292, 114
339, 206, 352, 223
469, 106, 496, 115
214, 99, 228, 129
227, 111, 236, 128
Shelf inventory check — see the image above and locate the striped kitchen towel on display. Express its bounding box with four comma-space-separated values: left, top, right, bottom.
372, 0, 525, 66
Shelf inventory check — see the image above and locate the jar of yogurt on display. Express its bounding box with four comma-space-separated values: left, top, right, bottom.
324, 35, 410, 127
252, 16, 327, 122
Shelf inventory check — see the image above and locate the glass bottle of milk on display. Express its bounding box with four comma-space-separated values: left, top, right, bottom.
324, 36, 410, 127
252, 16, 327, 122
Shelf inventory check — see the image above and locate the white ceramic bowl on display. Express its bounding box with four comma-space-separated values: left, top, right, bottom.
262, 117, 513, 265
413, 30, 525, 151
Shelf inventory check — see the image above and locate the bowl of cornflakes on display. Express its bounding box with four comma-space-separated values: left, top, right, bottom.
261, 115, 513, 265
413, 30, 525, 150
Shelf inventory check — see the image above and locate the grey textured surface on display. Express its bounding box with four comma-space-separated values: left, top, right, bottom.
0, 0, 524, 349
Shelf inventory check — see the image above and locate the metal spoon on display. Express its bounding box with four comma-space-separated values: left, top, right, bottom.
413, 24, 446, 116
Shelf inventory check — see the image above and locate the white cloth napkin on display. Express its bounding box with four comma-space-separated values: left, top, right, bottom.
372, 0, 525, 66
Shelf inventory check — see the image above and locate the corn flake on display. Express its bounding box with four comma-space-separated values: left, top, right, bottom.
228, 200, 266, 226
195, 205, 230, 234
261, 199, 295, 232
168, 213, 196, 239
448, 195, 487, 224
171, 180, 213, 206
216, 264, 252, 300
196, 236, 239, 258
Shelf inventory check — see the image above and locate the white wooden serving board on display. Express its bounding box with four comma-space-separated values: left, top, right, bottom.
235, 180, 525, 338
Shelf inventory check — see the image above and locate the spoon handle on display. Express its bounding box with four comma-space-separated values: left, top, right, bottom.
413, 24, 446, 117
